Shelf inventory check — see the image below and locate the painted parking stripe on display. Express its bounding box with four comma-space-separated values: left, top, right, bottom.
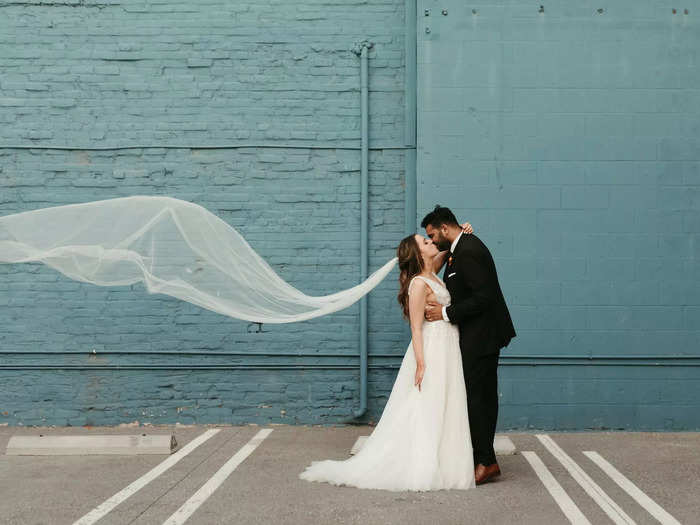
73, 429, 220, 525
584, 451, 681, 525
522, 451, 592, 525
537, 435, 637, 525
162, 428, 273, 525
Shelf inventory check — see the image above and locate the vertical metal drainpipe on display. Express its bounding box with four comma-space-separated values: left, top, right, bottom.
404, 0, 418, 235
352, 40, 373, 418
348, 0, 417, 419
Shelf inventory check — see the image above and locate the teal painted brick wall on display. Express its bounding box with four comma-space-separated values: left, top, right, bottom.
418, 0, 700, 430
0, 0, 409, 426
2, 0, 699, 430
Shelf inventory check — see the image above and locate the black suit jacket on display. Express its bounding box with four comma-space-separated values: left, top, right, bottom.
443, 233, 516, 362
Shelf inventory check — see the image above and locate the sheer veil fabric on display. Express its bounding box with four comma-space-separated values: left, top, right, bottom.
0, 196, 397, 323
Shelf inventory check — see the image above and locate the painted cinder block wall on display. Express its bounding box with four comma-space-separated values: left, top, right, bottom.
417, 0, 699, 430
1, 0, 698, 430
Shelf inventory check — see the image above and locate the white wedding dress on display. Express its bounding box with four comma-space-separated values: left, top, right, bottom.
299, 275, 475, 491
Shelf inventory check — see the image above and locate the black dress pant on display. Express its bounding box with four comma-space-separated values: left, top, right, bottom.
463, 352, 499, 466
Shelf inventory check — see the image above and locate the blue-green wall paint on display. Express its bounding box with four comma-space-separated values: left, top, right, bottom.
0, 0, 409, 426
418, 0, 700, 430
1, 0, 699, 430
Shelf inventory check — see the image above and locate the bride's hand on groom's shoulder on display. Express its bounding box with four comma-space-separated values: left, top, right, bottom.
461, 222, 473, 234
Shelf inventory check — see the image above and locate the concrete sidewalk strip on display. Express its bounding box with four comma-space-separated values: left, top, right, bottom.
350, 435, 366, 455
583, 451, 682, 525
162, 428, 273, 525
494, 435, 517, 455
72, 429, 220, 525
522, 451, 592, 525
350, 434, 517, 456
537, 434, 637, 525
6, 434, 177, 456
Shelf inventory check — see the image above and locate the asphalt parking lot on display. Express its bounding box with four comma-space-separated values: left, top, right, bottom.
1, 424, 698, 524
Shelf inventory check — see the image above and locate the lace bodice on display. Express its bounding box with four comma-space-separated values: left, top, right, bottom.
408, 274, 451, 306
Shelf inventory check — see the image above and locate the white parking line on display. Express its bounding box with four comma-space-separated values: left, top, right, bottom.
537, 435, 637, 525
162, 428, 273, 525
522, 451, 592, 525
584, 451, 681, 525
73, 429, 220, 525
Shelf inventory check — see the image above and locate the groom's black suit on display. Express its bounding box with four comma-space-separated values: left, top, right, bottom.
443, 233, 515, 466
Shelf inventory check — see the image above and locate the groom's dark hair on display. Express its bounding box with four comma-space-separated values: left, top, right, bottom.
420, 205, 459, 229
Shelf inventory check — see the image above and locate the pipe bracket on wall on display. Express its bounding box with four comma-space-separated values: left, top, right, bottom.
351, 40, 374, 56
247, 322, 266, 333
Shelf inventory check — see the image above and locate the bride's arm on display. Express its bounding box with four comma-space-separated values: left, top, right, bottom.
408, 280, 428, 391
432, 251, 449, 274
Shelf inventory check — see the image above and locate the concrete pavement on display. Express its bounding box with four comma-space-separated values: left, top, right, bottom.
0, 424, 697, 524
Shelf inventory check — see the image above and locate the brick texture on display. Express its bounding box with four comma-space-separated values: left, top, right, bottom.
2, 0, 699, 430
0, 0, 408, 426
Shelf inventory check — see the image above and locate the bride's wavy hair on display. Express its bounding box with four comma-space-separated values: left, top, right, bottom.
396, 234, 425, 319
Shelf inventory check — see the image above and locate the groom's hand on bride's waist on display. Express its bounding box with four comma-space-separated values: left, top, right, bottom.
425, 302, 444, 322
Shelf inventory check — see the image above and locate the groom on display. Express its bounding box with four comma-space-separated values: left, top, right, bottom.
422, 205, 516, 485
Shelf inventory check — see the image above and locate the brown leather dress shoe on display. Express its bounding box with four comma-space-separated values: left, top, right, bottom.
474, 463, 501, 485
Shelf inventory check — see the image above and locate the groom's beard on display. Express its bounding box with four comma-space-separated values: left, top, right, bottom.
436, 235, 451, 252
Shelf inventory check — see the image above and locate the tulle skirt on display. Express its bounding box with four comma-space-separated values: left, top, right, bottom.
299, 320, 475, 491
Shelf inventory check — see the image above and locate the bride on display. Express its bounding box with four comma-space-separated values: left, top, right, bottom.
299, 225, 475, 491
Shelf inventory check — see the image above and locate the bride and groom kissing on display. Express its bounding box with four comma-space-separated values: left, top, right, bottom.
300, 205, 516, 491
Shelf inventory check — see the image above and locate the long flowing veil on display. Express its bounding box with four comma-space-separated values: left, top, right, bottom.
0, 196, 397, 323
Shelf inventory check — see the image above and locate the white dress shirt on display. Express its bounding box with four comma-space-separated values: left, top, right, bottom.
442, 232, 463, 322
